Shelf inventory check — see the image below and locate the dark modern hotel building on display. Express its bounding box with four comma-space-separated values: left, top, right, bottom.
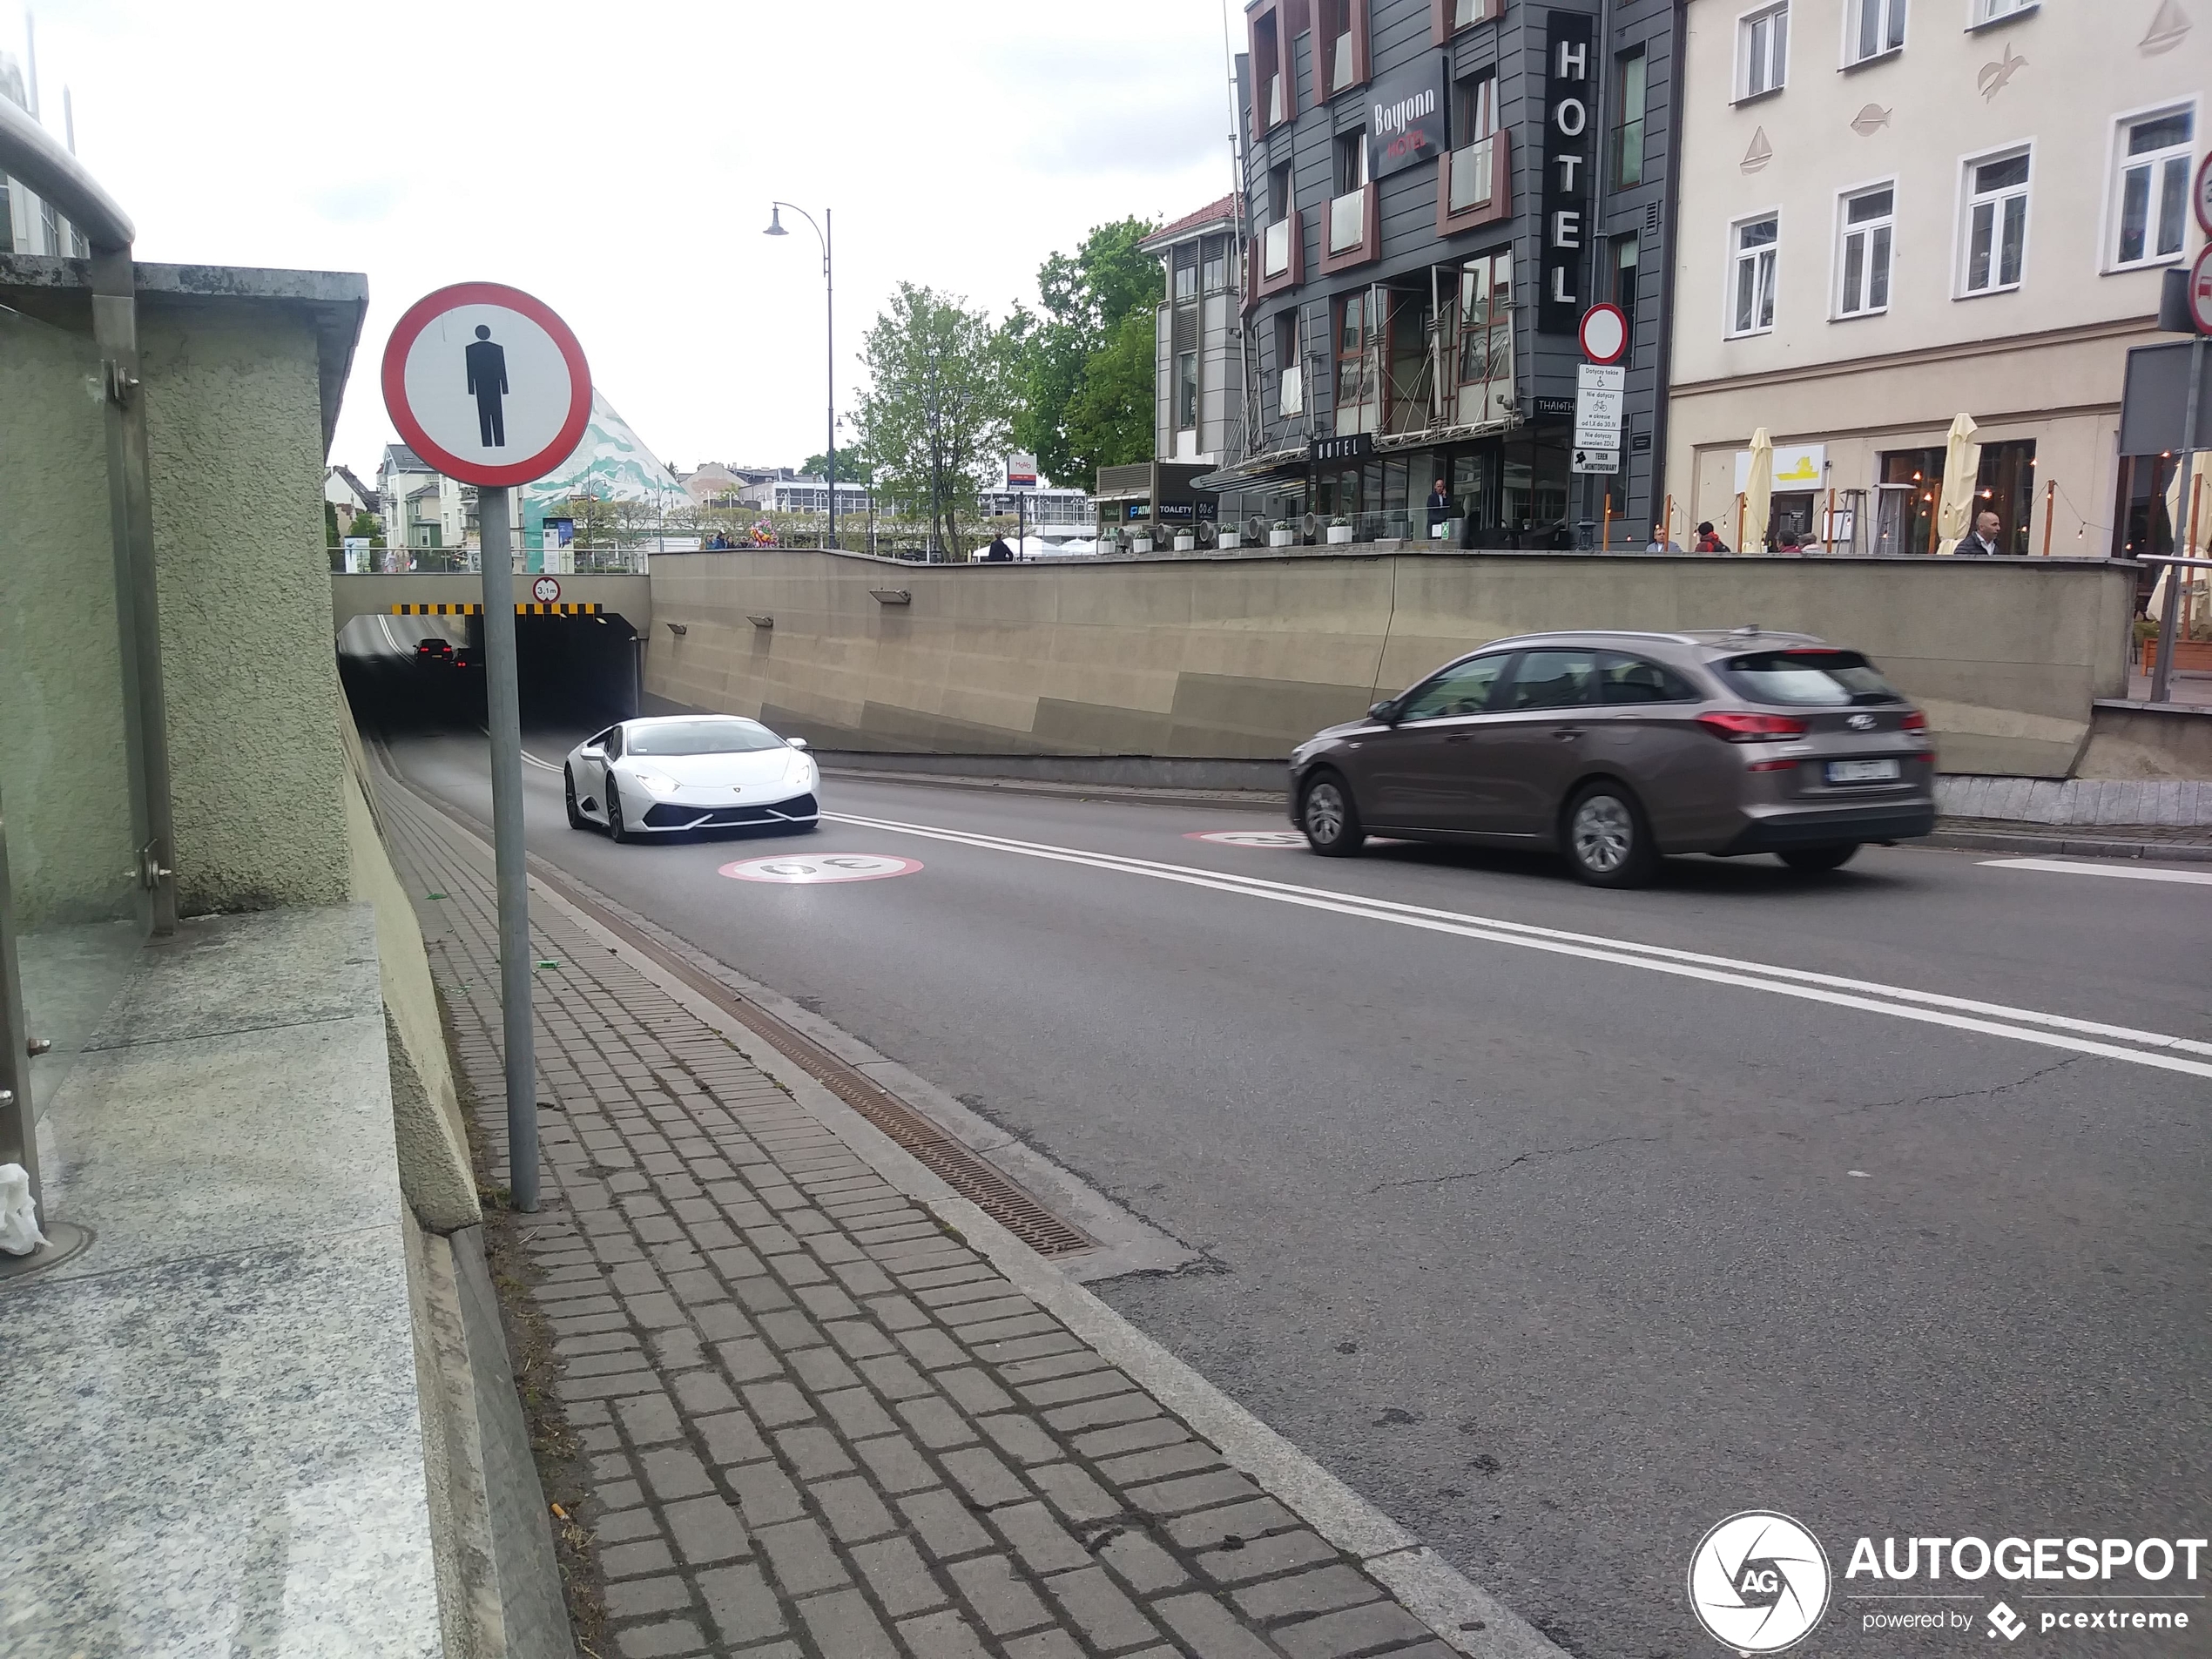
1203, 0, 1679, 548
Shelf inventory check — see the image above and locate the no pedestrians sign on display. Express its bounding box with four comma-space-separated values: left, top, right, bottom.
381, 281, 592, 487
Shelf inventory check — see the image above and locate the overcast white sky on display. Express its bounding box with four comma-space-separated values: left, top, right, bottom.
16, 1, 1244, 482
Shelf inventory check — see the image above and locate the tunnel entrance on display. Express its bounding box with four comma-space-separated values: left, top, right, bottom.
337, 609, 643, 744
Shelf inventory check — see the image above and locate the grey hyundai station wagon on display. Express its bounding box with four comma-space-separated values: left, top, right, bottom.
1286, 629, 1936, 887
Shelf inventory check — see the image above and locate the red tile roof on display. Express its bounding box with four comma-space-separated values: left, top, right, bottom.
1142, 194, 1244, 248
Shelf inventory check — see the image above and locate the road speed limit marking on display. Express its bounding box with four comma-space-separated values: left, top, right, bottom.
1185, 830, 1306, 848
718, 853, 922, 884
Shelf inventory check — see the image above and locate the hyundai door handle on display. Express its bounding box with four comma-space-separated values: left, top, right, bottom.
1444, 734, 1474, 745
1551, 728, 1583, 740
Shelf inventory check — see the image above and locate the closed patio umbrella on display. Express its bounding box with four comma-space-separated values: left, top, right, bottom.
1934, 413, 1982, 555
1743, 428, 1773, 554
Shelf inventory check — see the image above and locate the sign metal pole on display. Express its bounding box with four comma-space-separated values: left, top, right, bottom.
2151, 334, 2202, 705
478, 486, 539, 1211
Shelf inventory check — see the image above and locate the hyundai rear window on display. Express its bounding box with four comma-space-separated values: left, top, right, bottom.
626, 719, 785, 755
1716, 650, 1904, 706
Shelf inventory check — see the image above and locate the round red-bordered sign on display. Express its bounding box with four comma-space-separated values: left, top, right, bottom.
1578, 303, 1628, 366
532, 576, 563, 604
381, 281, 592, 488
2195, 151, 2212, 238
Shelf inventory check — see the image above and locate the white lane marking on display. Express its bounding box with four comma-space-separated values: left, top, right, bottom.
824, 810, 2212, 1080
1187, 830, 1305, 848
1982, 857, 2212, 887
522, 750, 563, 773
720, 853, 921, 884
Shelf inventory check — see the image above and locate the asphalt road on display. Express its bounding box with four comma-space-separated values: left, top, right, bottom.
349, 639, 2210, 1658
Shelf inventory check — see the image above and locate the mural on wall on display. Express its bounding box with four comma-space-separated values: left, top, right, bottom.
1741, 128, 1773, 174
1977, 45, 2027, 101
1851, 105, 1892, 137
516, 389, 686, 569
2140, 0, 2189, 52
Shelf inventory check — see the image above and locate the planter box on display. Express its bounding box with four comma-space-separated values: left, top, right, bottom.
2139, 637, 2212, 673
1174, 534, 1196, 551
1217, 532, 1243, 550
1326, 525, 1354, 544
1130, 537, 1154, 555
1270, 529, 1296, 547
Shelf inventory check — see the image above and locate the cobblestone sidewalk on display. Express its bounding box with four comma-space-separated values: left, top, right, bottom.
374, 776, 1480, 1659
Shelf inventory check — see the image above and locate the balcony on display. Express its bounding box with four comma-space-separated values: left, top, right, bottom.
1250, 211, 1304, 303
1317, 183, 1378, 274
1280, 364, 1304, 418
1436, 130, 1512, 234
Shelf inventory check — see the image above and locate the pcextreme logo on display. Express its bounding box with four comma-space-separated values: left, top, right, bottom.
1688, 1512, 1833, 1653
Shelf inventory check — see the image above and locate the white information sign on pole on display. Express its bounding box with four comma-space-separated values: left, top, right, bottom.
1576, 363, 1626, 393
1572, 447, 1621, 475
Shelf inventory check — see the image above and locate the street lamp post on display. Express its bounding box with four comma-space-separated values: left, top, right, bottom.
765, 202, 836, 550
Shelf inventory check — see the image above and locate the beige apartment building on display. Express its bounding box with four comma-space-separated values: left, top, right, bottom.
1664, 0, 2204, 559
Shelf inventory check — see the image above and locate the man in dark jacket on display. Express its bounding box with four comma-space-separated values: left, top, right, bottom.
982, 535, 1015, 562
1954, 510, 2001, 555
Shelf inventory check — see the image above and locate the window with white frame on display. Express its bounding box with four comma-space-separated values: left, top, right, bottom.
1730, 215, 1779, 335
1970, 0, 2034, 24
1837, 185, 1894, 316
2110, 106, 2194, 269
1738, 3, 1790, 99
1961, 150, 2028, 294
1847, 0, 1905, 63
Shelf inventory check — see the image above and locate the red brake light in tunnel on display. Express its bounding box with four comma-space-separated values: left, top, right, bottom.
1696, 711, 1810, 742
1901, 710, 1928, 730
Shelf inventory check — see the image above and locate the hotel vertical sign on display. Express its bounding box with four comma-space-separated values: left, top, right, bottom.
1539, 9, 1595, 335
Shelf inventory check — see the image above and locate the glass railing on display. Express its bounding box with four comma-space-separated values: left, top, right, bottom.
0, 297, 147, 1189
1263, 217, 1292, 279
1449, 138, 1498, 212
1279, 365, 1304, 417
1331, 31, 1355, 92
1267, 74, 1284, 127
1612, 119, 1644, 189
1329, 187, 1366, 254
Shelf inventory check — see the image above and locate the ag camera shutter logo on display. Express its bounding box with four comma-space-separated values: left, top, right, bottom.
1689, 1512, 1832, 1652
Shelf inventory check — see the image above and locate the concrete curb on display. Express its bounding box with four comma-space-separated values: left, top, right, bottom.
510, 835, 1566, 1659
1925, 826, 2212, 861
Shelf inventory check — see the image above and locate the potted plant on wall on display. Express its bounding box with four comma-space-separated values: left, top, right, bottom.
1270, 519, 1296, 548
1217, 523, 1242, 550
1326, 515, 1354, 545
1130, 523, 1154, 554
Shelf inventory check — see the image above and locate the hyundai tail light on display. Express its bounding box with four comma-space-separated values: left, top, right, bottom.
1696, 711, 1810, 742
1901, 710, 1927, 731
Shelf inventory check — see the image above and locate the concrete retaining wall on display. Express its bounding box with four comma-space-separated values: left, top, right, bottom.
644, 547, 2138, 779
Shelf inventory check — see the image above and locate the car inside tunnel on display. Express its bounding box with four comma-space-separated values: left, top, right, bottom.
337, 608, 644, 741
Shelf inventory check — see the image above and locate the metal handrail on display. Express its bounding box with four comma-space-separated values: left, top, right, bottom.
0, 95, 132, 249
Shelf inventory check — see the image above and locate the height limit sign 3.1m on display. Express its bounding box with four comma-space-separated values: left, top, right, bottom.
380, 282, 593, 1213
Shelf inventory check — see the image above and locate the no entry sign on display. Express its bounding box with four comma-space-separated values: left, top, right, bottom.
382, 282, 592, 487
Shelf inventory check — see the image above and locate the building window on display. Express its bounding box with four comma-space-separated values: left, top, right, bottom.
2110, 107, 2194, 269
1330, 128, 1372, 257
1173, 242, 1200, 302
39, 198, 59, 256
1203, 236, 1228, 293
1961, 151, 2027, 293
1177, 351, 1199, 432
1848, 0, 1906, 62
1277, 310, 1304, 418
1454, 251, 1514, 427
1455, 71, 1497, 142
1730, 215, 1779, 336
1837, 184, 1894, 315
0, 182, 11, 254
1612, 234, 1638, 347
1318, 0, 1366, 95
1437, 0, 1503, 38
1334, 127, 1370, 194
1738, 3, 1790, 99
1335, 291, 1379, 435
1613, 51, 1646, 188
1970, 0, 2034, 24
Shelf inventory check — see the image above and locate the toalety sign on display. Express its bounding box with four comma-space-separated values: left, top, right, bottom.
1690, 1513, 2206, 1650
1538, 8, 1595, 335
1366, 54, 1449, 181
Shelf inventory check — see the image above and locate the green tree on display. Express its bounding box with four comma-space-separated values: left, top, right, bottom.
1063, 308, 1155, 485
854, 284, 1012, 560
1010, 217, 1160, 488
800, 444, 874, 485
325, 501, 341, 546
346, 509, 383, 547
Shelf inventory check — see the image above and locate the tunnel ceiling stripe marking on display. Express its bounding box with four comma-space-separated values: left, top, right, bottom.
820, 810, 2212, 1079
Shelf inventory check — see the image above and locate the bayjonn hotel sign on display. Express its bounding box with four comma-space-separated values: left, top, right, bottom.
1364, 54, 1449, 182
1540, 9, 1595, 335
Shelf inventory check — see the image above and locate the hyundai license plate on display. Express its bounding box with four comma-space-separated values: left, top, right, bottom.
1826, 759, 1901, 785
